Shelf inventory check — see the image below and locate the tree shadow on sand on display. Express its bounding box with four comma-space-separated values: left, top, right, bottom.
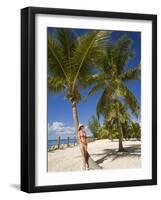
90, 144, 141, 165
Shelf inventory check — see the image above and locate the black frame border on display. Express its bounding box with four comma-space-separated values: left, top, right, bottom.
21, 6, 157, 193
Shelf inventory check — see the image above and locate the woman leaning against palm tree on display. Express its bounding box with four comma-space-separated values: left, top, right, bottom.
78, 124, 89, 170
48, 28, 111, 169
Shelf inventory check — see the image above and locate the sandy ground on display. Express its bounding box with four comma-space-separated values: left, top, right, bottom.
48, 139, 141, 172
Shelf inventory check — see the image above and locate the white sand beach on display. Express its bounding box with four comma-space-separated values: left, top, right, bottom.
48, 139, 141, 172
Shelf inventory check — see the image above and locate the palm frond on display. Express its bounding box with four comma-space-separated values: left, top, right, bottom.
119, 82, 140, 115
115, 35, 133, 53
120, 65, 141, 81
96, 84, 115, 118
48, 76, 66, 93
71, 30, 111, 91
87, 83, 105, 97
56, 28, 75, 56
56, 29, 76, 74
48, 36, 69, 82
105, 103, 117, 122
82, 72, 107, 88
114, 35, 134, 72
96, 89, 106, 119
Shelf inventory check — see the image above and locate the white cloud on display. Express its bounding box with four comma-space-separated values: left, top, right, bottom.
48, 121, 93, 136
48, 121, 75, 135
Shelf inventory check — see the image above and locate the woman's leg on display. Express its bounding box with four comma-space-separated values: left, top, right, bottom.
80, 145, 86, 170
84, 144, 89, 169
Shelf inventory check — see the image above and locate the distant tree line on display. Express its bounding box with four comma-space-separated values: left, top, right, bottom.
88, 115, 141, 140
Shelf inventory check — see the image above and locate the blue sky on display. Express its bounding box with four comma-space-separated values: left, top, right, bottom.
47, 28, 141, 139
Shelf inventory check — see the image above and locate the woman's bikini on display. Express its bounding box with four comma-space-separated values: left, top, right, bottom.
79, 131, 87, 145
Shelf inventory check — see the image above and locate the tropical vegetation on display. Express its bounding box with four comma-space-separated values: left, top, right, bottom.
87, 35, 140, 151
48, 28, 141, 160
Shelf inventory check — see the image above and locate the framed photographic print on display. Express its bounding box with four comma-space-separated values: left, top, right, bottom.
21, 7, 157, 193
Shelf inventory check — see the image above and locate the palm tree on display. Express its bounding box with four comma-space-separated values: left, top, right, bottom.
104, 104, 140, 141
48, 28, 111, 168
104, 99, 133, 149
88, 35, 140, 151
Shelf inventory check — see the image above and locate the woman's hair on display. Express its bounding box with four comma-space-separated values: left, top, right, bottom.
78, 125, 84, 131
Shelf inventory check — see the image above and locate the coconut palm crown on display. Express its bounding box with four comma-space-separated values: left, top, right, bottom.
87, 35, 141, 151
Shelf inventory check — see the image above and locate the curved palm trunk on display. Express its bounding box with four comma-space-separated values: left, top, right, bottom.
116, 103, 125, 152
117, 120, 124, 152
71, 102, 101, 170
